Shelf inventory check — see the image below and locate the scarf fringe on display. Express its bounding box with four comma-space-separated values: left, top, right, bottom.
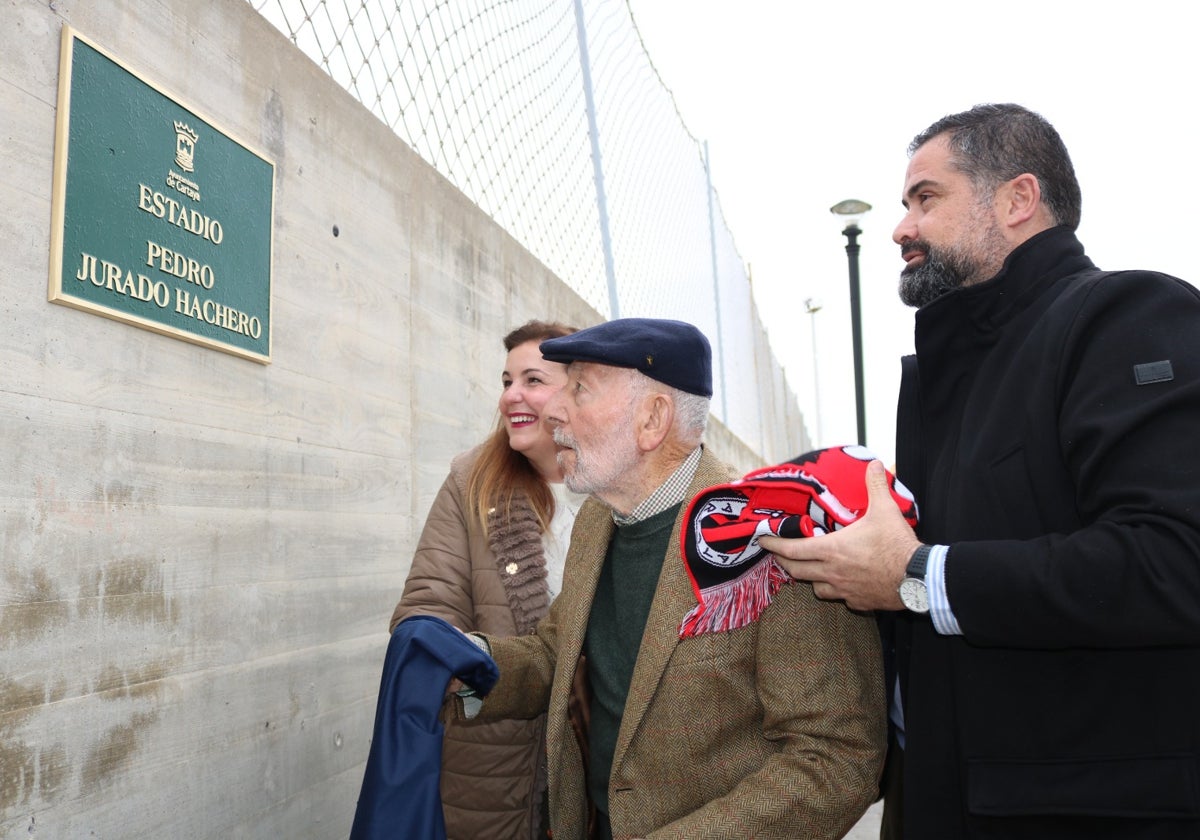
678, 557, 792, 638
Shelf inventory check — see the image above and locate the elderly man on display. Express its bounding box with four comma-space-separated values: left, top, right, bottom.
764, 104, 1200, 839
460, 317, 884, 840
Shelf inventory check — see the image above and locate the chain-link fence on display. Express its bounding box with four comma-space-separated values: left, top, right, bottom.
248, 0, 801, 456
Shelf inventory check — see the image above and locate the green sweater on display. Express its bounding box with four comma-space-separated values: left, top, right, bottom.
584, 502, 681, 823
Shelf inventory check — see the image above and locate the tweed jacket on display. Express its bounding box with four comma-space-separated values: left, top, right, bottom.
392, 446, 551, 840
471, 449, 886, 840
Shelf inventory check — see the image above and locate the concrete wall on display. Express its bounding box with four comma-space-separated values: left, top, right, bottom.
0, 0, 795, 836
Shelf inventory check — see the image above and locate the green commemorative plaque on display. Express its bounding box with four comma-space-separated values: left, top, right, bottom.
49, 27, 274, 363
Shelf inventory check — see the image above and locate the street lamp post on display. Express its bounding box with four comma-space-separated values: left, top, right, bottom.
804, 297, 823, 447
830, 199, 872, 447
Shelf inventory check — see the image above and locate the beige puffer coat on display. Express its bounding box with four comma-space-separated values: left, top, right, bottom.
390, 446, 552, 840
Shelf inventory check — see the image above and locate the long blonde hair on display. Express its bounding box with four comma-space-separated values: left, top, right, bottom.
465, 320, 576, 535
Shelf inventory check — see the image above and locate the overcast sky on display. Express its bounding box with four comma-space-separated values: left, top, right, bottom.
628, 0, 1199, 467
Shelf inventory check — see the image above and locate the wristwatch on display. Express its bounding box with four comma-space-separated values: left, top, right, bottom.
898, 545, 931, 614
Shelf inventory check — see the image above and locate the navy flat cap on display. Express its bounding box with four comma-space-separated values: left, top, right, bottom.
540, 317, 712, 397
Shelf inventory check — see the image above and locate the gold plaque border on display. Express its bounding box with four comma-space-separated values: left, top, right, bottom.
48, 25, 276, 365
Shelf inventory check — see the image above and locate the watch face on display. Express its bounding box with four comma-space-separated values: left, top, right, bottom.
899, 578, 930, 614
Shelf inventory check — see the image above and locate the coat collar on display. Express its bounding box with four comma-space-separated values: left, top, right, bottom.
913, 226, 1096, 366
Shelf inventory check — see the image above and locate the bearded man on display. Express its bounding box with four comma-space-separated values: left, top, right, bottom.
764, 104, 1200, 839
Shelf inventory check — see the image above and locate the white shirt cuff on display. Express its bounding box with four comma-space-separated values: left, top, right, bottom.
457, 633, 492, 719
926, 543, 963, 635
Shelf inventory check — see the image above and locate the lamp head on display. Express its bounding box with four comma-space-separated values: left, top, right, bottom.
830, 198, 872, 231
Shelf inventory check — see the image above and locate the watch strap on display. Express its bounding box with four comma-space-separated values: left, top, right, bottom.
906, 544, 931, 580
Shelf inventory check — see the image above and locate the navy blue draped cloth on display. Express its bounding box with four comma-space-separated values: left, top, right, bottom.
349, 615, 500, 840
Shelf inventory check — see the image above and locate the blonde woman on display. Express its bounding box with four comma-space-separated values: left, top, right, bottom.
391, 319, 582, 840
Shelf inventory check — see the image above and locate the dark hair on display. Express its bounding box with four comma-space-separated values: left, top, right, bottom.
910, 103, 1082, 230
466, 319, 577, 534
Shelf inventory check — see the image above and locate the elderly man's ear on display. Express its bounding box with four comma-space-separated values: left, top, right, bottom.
636, 393, 674, 452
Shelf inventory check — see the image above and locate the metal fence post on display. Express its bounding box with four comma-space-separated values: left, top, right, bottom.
572, 0, 619, 319
703, 141, 728, 422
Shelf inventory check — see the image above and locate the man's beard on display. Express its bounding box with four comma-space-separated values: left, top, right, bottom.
897, 241, 977, 308
554, 422, 640, 497
898, 211, 1009, 309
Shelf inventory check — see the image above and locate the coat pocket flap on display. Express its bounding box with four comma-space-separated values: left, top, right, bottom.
968, 754, 1200, 818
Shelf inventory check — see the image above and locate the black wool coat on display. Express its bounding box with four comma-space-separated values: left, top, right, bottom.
892, 226, 1200, 839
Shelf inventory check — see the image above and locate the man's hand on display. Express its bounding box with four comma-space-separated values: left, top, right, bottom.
759, 460, 920, 610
